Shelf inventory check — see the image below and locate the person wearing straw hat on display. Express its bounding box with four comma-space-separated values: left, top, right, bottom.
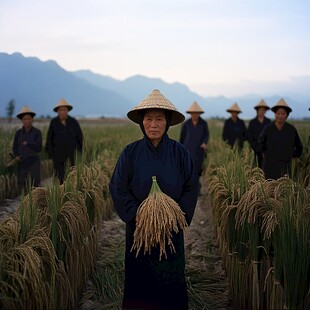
109, 89, 199, 310
45, 98, 83, 184
258, 98, 303, 180
222, 102, 247, 150
180, 101, 209, 178
11, 106, 42, 192
247, 99, 271, 168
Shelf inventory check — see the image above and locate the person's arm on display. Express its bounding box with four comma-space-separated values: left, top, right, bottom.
12, 131, 20, 157
222, 120, 228, 142
179, 149, 199, 225
293, 130, 303, 158
257, 127, 267, 153
109, 147, 140, 223
45, 123, 53, 158
242, 120, 247, 141
75, 121, 83, 152
203, 121, 209, 145
246, 122, 256, 149
179, 123, 186, 144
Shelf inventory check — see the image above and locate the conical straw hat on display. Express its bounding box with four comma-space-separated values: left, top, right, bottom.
271, 98, 292, 113
254, 99, 270, 110
186, 101, 204, 114
127, 89, 185, 126
16, 106, 36, 119
53, 98, 73, 112
226, 103, 242, 113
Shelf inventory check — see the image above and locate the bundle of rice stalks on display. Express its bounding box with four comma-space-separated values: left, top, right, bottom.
131, 176, 188, 260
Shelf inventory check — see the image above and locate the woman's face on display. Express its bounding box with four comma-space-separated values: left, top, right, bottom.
190, 112, 200, 122
143, 109, 167, 146
230, 111, 238, 120
257, 107, 267, 118
275, 108, 288, 124
57, 107, 69, 120
21, 114, 33, 129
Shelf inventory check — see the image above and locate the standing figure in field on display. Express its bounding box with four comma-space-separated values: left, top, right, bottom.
109, 89, 199, 310
45, 98, 83, 184
180, 101, 209, 177
258, 99, 303, 180
222, 103, 247, 150
247, 99, 271, 168
12, 106, 42, 192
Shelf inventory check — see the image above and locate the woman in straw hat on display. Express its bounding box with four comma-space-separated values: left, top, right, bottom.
109, 89, 199, 310
180, 101, 209, 178
222, 102, 247, 150
45, 98, 83, 184
247, 99, 271, 168
258, 98, 303, 180
12, 106, 42, 192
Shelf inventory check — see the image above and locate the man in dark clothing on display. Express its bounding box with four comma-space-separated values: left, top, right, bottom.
180, 101, 209, 177
258, 99, 303, 180
247, 99, 271, 168
222, 103, 247, 150
13, 106, 42, 192
45, 98, 83, 184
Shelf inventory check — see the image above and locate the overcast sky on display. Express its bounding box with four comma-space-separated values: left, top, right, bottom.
1, 0, 309, 96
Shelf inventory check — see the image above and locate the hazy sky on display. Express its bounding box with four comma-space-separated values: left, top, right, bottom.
1, 0, 309, 96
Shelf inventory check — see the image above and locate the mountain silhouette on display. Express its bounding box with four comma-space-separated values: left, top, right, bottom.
0, 52, 309, 119
0, 52, 132, 117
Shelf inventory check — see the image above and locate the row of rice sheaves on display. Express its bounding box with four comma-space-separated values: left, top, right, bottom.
0, 154, 114, 310
206, 146, 310, 310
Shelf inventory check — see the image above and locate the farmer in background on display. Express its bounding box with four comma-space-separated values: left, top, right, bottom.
247, 99, 271, 168
109, 89, 199, 310
45, 98, 83, 184
258, 99, 303, 180
180, 101, 209, 177
12, 106, 42, 192
222, 102, 247, 151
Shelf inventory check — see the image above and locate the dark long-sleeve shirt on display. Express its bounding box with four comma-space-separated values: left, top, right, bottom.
109, 133, 199, 309
109, 133, 199, 225
45, 116, 83, 163
180, 117, 209, 174
13, 126, 42, 160
12, 126, 42, 187
222, 117, 247, 149
258, 122, 303, 179
247, 116, 271, 153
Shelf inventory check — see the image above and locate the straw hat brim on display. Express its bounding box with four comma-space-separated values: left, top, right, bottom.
271, 106, 292, 113
186, 111, 204, 114
127, 107, 185, 126
255, 106, 270, 110
17, 112, 36, 119
226, 109, 241, 113
53, 105, 73, 112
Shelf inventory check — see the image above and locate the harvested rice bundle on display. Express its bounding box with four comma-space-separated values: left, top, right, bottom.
131, 176, 188, 260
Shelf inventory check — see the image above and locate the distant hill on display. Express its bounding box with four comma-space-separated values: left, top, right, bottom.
0, 52, 309, 119
74, 70, 310, 120
0, 52, 132, 117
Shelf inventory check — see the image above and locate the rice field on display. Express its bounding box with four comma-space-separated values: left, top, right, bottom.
0, 118, 309, 309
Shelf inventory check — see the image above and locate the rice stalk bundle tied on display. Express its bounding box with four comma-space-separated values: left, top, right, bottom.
131, 176, 188, 260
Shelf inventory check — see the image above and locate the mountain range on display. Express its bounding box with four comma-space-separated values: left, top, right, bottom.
0, 52, 309, 119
